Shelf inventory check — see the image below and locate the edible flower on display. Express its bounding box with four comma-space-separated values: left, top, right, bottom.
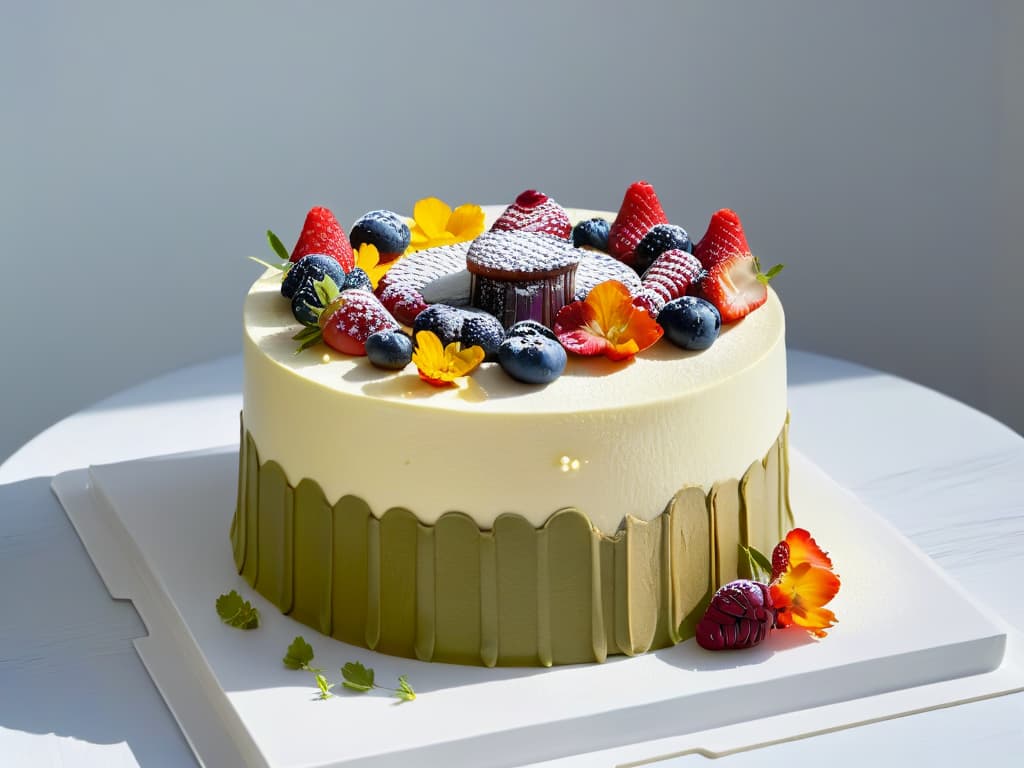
553, 280, 663, 361
769, 528, 841, 637
411, 330, 485, 387
353, 243, 395, 290
406, 197, 485, 253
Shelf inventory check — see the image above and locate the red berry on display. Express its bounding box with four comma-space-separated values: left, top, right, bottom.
491, 190, 572, 238
638, 248, 704, 314
771, 540, 790, 582
695, 251, 768, 324
696, 579, 775, 651
693, 209, 751, 271
291, 206, 354, 272
607, 181, 670, 267
320, 290, 399, 356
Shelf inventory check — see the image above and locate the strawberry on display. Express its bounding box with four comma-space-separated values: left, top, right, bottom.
607, 181, 670, 267
319, 290, 399, 356
638, 248, 704, 314
291, 206, 354, 272
490, 190, 572, 238
693, 208, 751, 270
695, 252, 768, 324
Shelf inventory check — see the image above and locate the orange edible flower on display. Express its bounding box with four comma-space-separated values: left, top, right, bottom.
406, 197, 484, 253
553, 280, 663, 361
769, 527, 841, 638
411, 330, 485, 387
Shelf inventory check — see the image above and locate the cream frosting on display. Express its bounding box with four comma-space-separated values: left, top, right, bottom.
242, 208, 787, 534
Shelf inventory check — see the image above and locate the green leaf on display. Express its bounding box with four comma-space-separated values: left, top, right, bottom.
313, 275, 340, 307
292, 327, 323, 355
755, 261, 785, 286
215, 590, 243, 621
315, 673, 335, 700
394, 675, 416, 702
283, 636, 315, 670
267, 230, 291, 262
341, 661, 375, 692
248, 256, 288, 272
216, 590, 260, 629
739, 544, 774, 582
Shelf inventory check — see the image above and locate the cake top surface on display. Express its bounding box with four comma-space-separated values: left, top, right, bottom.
243, 205, 785, 416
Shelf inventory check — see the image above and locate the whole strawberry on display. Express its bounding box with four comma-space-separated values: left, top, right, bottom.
319, 290, 399, 356
607, 181, 670, 268
636, 248, 705, 315
693, 209, 750, 271
291, 206, 354, 272
696, 579, 775, 651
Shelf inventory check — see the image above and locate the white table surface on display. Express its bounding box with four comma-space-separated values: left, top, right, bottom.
2, 350, 1023, 767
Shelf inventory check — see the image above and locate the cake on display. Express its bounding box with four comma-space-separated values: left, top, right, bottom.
231, 184, 792, 666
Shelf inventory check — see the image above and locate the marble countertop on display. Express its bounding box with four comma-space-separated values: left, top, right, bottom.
1, 350, 1022, 767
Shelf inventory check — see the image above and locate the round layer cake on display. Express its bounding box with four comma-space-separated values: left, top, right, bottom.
232, 206, 793, 667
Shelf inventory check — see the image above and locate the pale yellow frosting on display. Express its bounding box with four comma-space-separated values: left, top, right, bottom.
242, 208, 787, 534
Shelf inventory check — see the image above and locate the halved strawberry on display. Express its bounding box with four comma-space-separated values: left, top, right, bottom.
607, 181, 670, 268
490, 190, 572, 238
695, 252, 768, 324
291, 206, 354, 272
693, 208, 751, 270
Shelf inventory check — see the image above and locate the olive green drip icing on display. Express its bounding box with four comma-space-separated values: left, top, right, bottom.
232, 418, 793, 667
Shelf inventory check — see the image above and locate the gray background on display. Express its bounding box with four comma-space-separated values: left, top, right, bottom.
2, 0, 1022, 465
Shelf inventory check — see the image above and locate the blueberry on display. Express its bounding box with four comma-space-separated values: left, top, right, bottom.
413, 304, 464, 344
282, 254, 346, 299
635, 224, 692, 273
657, 296, 721, 351
365, 329, 414, 370
459, 310, 506, 361
571, 218, 611, 251
507, 319, 558, 342
498, 335, 567, 385
350, 210, 411, 256
341, 266, 374, 293
413, 305, 505, 361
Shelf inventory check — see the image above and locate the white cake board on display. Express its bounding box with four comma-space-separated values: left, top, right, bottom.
52, 449, 1024, 768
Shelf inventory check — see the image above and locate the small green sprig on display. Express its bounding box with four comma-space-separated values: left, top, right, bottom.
248, 230, 295, 274
739, 544, 774, 583
282, 637, 416, 702
215, 590, 260, 629
342, 662, 416, 702
753, 256, 785, 286
291, 276, 341, 354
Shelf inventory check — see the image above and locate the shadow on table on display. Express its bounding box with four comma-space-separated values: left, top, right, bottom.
0, 476, 196, 766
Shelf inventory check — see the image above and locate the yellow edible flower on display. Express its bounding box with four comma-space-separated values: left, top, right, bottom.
352, 243, 394, 290
411, 330, 485, 387
406, 197, 485, 253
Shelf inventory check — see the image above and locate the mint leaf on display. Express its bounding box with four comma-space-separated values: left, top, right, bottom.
216, 591, 243, 622
267, 230, 291, 262
341, 661, 375, 692
755, 259, 785, 286
248, 256, 288, 272
292, 326, 323, 354
313, 275, 340, 307
216, 590, 260, 629
394, 675, 416, 702
283, 636, 315, 670
739, 544, 774, 582
315, 673, 335, 700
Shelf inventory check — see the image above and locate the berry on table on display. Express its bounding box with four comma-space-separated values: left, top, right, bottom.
696, 579, 775, 650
